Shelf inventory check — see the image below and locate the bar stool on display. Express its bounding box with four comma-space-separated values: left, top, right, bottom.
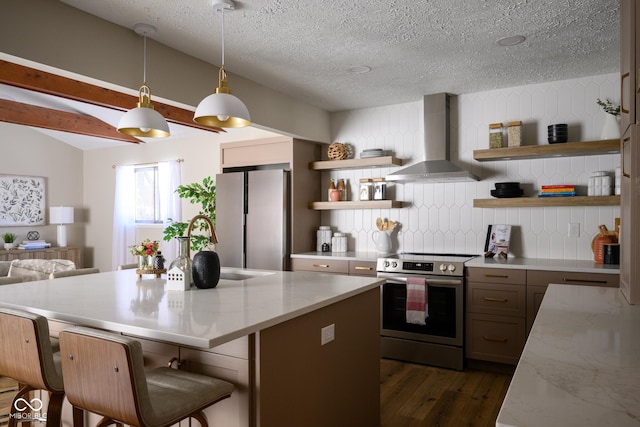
0, 308, 65, 427
58, 326, 234, 427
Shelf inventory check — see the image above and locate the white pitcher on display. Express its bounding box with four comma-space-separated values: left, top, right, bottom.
372, 230, 392, 254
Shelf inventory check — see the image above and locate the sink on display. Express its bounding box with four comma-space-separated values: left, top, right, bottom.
219, 269, 274, 281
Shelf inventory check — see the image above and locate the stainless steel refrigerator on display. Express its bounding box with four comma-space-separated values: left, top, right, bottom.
215, 169, 290, 270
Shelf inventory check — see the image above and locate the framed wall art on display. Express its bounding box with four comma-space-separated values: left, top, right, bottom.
0, 175, 46, 226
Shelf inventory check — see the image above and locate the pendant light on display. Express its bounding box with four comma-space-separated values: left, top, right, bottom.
194, 0, 250, 128
117, 23, 170, 138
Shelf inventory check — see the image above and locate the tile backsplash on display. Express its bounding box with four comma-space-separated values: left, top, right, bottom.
326, 73, 620, 260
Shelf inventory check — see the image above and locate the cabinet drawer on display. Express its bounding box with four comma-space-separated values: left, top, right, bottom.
466, 281, 525, 317
291, 258, 349, 274
526, 284, 548, 335
465, 313, 526, 365
526, 270, 619, 287
466, 267, 526, 285
349, 261, 377, 277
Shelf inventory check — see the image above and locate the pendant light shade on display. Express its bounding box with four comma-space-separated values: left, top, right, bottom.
117, 85, 170, 137
194, 0, 250, 128
117, 24, 170, 138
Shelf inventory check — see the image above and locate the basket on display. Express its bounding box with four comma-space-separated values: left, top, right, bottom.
327, 142, 349, 160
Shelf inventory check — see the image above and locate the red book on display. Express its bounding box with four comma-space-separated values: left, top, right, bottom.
541, 185, 575, 189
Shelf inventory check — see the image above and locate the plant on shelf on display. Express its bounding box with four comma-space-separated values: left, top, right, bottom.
163, 176, 216, 252
596, 98, 621, 117
2, 232, 17, 250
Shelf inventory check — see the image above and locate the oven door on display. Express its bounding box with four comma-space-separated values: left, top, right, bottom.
379, 272, 463, 347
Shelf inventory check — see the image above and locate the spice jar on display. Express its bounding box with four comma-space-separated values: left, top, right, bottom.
338, 178, 347, 201
507, 121, 522, 147
489, 123, 504, 148
359, 178, 373, 201
372, 178, 386, 200
592, 224, 616, 263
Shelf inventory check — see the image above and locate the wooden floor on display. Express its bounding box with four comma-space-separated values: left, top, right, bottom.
381, 359, 513, 427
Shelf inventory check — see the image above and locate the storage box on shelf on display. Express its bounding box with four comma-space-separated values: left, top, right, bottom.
473, 139, 621, 208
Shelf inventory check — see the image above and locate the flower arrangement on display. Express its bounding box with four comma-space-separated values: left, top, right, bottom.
597, 98, 621, 117
129, 239, 159, 257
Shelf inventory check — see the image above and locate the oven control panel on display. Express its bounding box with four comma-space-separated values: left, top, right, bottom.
377, 257, 465, 276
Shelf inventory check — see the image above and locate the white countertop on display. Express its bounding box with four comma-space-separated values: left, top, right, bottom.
291, 251, 380, 262
465, 256, 620, 274
0, 268, 383, 349
496, 285, 640, 427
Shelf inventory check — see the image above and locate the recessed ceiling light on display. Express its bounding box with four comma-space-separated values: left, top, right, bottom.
496, 35, 526, 46
347, 66, 372, 74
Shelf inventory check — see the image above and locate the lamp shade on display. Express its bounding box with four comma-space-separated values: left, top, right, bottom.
117, 105, 170, 138
194, 92, 251, 128
50, 207, 74, 224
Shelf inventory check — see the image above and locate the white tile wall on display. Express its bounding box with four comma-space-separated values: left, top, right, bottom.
327, 73, 620, 259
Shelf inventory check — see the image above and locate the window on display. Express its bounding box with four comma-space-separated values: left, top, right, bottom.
134, 166, 161, 223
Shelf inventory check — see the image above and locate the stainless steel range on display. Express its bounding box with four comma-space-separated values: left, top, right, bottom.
377, 252, 477, 370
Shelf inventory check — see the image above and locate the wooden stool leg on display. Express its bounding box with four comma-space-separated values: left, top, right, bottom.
190, 411, 209, 427
72, 406, 84, 427
45, 392, 65, 427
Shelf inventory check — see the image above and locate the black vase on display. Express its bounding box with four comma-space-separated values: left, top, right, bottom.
192, 250, 221, 289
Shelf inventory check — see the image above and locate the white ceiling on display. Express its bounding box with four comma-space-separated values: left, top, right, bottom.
2, 1, 621, 150
60, 0, 620, 113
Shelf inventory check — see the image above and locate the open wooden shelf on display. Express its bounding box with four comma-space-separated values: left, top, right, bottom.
309, 200, 404, 210
473, 195, 620, 208
473, 139, 620, 162
309, 156, 403, 170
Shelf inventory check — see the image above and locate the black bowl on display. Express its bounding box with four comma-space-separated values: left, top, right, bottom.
548, 135, 568, 144
495, 182, 521, 189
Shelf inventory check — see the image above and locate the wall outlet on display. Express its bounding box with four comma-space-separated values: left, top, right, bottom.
321, 324, 335, 346
568, 223, 580, 238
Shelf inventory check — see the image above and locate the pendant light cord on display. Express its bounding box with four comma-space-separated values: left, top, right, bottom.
143, 33, 147, 85
220, 7, 226, 69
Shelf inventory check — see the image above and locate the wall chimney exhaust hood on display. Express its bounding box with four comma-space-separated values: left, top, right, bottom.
385, 93, 479, 183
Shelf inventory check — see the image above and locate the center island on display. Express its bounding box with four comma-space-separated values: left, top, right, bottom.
0, 268, 383, 427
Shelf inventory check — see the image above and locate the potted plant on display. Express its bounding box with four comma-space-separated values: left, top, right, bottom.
597, 98, 621, 140
2, 232, 17, 250
163, 176, 216, 252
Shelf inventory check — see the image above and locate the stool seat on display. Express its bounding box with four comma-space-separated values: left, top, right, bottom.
59, 326, 234, 427
0, 308, 65, 427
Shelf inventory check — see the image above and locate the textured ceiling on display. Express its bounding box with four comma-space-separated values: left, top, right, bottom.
59, 0, 620, 113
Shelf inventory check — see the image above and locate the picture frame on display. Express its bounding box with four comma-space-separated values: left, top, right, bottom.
484, 224, 512, 259
0, 175, 46, 226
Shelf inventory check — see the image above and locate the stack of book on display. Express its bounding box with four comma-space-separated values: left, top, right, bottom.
539, 185, 576, 197
17, 240, 52, 250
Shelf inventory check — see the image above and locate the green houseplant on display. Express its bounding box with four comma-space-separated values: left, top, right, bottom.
163, 176, 216, 252
2, 232, 17, 250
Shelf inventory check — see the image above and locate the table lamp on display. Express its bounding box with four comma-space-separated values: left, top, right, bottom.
50, 206, 74, 247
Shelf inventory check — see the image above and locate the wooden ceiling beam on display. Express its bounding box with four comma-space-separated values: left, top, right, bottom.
0, 99, 141, 143
0, 60, 223, 133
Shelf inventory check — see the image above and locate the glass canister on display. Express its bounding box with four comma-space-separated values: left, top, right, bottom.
331, 233, 347, 253
489, 123, 504, 148
507, 121, 522, 147
316, 226, 332, 251
168, 236, 193, 287
359, 178, 373, 201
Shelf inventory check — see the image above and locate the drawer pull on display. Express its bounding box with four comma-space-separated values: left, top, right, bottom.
354, 266, 373, 271
482, 336, 508, 343
312, 264, 330, 268
483, 297, 508, 303
562, 278, 607, 284
485, 274, 509, 279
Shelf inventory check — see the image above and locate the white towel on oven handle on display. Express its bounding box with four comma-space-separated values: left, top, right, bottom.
406, 277, 428, 325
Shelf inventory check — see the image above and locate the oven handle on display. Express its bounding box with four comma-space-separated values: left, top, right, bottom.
377, 272, 461, 286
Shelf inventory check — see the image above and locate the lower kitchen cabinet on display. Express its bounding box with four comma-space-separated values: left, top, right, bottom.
465, 313, 526, 365
291, 257, 377, 277
466, 265, 620, 365
465, 268, 527, 365
291, 257, 349, 274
